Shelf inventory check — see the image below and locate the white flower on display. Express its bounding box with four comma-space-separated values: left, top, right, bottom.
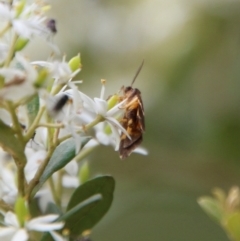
62, 160, 79, 188
0, 43, 8, 64
0, 53, 37, 101
81, 83, 148, 156
32, 59, 81, 85
0, 159, 17, 205
78, 84, 130, 151
0, 212, 64, 241
24, 149, 47, 183
44, 82, 86, 154
0, 2, 53, 40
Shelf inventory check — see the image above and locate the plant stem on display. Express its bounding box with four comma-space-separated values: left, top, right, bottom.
0, 22, 11, 38
25, 106, 45, 142
4, 33, 18, 67
26, 146, 55, 200
37, 123, 64, 128
56, 169, 64, 206
48, 176, 60, 206
75, 145, 98, 163
57, 114, 104, 144
5, 102, 27, 196
6, 101, 25, 144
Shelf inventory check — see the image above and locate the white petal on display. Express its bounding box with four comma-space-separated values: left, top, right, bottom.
50, 231, 66, 241
4, 212, 19, 228
0, 3, 12, 20
62, 175, 79, 188
0, 227, 16, 239
31, 61, 53, 68
0, 68, 25, 83
27, 214, 64, 231
28, 214, 59, 225
66, 82, 83, 113
107, 121, 121, 151
94, 98, 107, 115
27, 222, 64, 232
0, 82, 35, 101
133, 147, 148, 155
96, 131, 110, 146
64, 160, 78, 176
0, 43, 8, 63
15, 53, 37, 82
13, 17, 49, 39
106, 116, 131, 140
24, 150, 47, 183
79, 91, 97, 113
12, 229, 28, 241
66, 125, 82, 154
106, 98, 127, 117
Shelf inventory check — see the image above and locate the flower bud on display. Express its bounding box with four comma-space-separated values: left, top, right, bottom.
107, 94, 118, 110
15, 196, 29, 227
198, 197, 223, 223
14, 38, 29, 52
226, 186, 240, 211
15, 0, 26, 17
34, 68, 49, 88
79, 162, 90, 184
68, 54, 81, 72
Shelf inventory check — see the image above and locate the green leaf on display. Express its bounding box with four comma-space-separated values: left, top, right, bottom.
29, 197, 42, 218
0, 120, 25, 161
27, 95, 39, 125
45, 202, 62, 216
61, 194, 102, 221
225, 212, 240, 241
198, 196, 223, 223
64, 175, 115, 236
31, 137, 90, 197
41, 180, 107, 241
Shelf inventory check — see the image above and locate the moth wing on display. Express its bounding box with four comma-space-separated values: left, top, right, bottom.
119, 135, 143, 159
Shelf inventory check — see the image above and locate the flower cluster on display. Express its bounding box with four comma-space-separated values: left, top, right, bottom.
0, 0, 147, 240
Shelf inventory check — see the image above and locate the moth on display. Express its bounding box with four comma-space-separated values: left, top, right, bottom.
119, 60, 145, 159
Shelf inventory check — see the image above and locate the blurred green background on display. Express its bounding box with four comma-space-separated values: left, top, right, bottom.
26, 0, 240, 240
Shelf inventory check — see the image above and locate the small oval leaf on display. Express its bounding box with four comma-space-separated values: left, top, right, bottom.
198, 196, 223, 223
65, 175, 115, 236
0, 120, 26, 162
27, 95, 39, 125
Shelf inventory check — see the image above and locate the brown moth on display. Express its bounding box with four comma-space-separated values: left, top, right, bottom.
119, 60, 145, 159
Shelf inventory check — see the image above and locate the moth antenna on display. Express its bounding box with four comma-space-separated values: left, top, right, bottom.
131, 60, 144, 87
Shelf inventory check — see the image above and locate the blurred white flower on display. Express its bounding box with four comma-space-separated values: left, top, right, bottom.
0, 53, 37, 101
62, 160, 79, 188
32, 59, 81, 85
0, 211, 64, 241
24, 149, 47, 183
0, 43, 8, 64
0, 1, 53, 40
45, 83, 85, 153
0, 158, 17, 205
